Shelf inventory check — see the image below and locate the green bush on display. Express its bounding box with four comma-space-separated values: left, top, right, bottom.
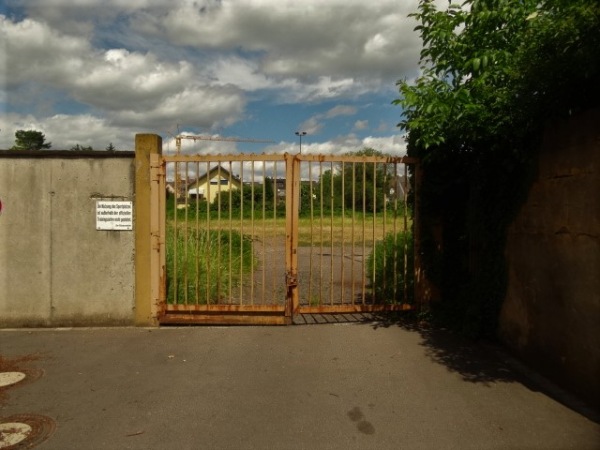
368, 232, 414, 304
166, 227, 255, 304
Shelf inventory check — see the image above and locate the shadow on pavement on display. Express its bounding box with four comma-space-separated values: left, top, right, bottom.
364, 313, 514, 384
360, 312, 600, 424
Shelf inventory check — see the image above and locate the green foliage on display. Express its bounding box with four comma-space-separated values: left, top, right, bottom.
298, 182, 314, 214
172, 151, 401, 221
106, 143, 116, 151
167, 196, 204, 218
368, 232, 414, 304
395, 0, 600, 338
166, 227, 254, 304
70, 144, 94, 151
11, 130, 52, 150
309, 148, 394, 214
211, 178, 278, 216
513, 0, 600, 116
340, 148, 389, 212
396, 0, 600, 153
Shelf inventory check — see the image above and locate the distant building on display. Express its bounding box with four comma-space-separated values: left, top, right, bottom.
185, 165, 242, 203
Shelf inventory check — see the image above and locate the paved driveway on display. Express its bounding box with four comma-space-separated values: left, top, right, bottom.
1, 322, 599, 449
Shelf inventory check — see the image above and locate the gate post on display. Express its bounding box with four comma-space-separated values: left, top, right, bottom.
135, 134, 162, 326
285, 153, 300, 321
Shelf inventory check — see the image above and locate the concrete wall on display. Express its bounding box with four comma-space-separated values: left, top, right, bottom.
0, 152, 136, 327
499, 109, 600, 404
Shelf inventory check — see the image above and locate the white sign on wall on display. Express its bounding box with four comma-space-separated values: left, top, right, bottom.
96, 201, 133, 231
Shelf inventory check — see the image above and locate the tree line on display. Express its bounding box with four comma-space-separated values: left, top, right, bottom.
7, 129, 117, 151
177, 148, 412, 218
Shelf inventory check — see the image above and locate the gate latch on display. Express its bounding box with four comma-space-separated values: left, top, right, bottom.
286, 271, 298, 287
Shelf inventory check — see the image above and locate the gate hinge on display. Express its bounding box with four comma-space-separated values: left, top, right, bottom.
151, 232, 163, 251
286, 271, 298, 287
150, 162, 165, 182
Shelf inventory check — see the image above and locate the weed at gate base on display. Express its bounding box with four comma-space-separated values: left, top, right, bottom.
166, 227, 255, 304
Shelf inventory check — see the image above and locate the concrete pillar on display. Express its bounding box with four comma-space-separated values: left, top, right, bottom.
135, 134, 162, 326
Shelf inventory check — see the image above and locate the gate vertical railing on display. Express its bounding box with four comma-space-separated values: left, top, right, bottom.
157, 153, 290, 325
153, 152, 419, 324
285, 153, 300, 316
291, 154, 417, 315
150, 152, 166, 322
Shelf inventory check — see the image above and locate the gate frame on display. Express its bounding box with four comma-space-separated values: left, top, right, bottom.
153, 153, 292, 325
289, 154, 421, 316
139, 134, 424, 326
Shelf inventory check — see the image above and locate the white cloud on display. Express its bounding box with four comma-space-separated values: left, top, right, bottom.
365, 33, 389, 54
3, 17, 91, 87
280, 134, 406, 156
113, 85, 246, 129
2, 0, 437, 154
325, 105, 357, 119
298, 117, 322, 136
11, 0, 450, 90
207, 57, 274, 91
299, 105, 358, 136
72, 50, 195, 110
362, 134, 407, 155
161, 132, 240, 156
353, 120, 369, 131
0, 112, 133, 150
132, 1, 421, 83
3, 16, 248, 132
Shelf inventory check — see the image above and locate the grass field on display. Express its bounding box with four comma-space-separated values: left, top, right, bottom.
168, 213, 412, 247
166, 210, 414, 305
166, 227, 254, 304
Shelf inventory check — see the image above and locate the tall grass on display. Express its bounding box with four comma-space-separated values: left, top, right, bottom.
166, 227, 254, 304
367, 232, 414, 304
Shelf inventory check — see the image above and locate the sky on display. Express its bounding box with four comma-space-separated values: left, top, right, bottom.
0, 0, 447, 155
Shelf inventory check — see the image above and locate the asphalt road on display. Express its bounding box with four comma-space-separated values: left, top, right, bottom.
1, 322, 599, 449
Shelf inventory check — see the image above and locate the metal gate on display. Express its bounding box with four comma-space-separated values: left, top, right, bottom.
151, 152, 418, 325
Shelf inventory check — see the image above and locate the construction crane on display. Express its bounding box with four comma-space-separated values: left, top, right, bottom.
175, 134, 275, 154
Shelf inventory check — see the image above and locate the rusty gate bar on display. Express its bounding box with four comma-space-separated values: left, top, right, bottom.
285, 153, 300, 315
158, 153, 289, 325
149, 153, 166, 320
293, 154, 417, 314
155, 152, 419, 324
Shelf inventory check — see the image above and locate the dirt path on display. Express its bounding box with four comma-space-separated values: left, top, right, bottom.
234, 237, 371, 306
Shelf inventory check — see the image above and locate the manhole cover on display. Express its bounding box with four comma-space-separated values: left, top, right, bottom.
0, 374, 26, 389
0, 423, 32, 448
0, 369, 44, 408
0, 414, 56, 449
